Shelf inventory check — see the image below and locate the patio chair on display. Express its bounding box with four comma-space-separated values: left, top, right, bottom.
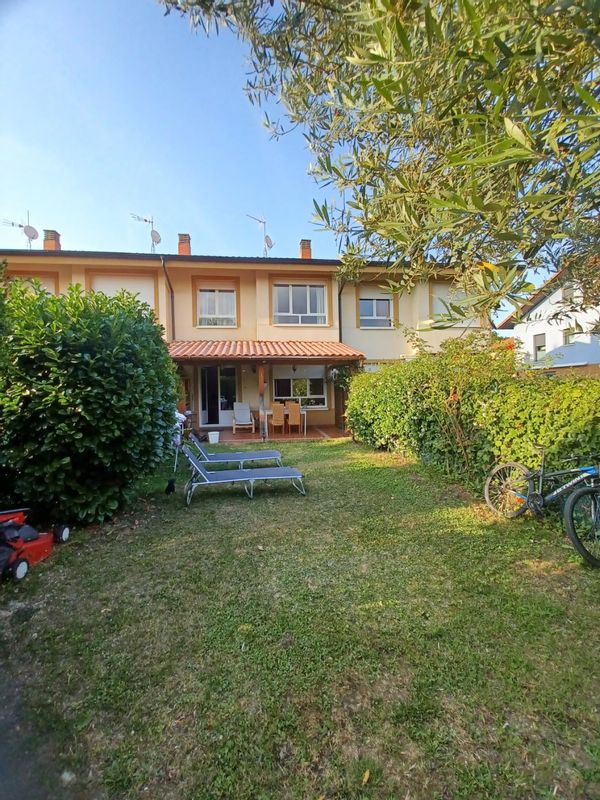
232, 402, 255, 434
286, 401, 302, 435
182, 445, 306, 504
269, 402, 285, 435
189, 430, 283, 468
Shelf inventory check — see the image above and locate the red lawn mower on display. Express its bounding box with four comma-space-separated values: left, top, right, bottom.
0, 508, 69, 582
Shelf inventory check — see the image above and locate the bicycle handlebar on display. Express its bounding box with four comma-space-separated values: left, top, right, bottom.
560, 453, 600, 463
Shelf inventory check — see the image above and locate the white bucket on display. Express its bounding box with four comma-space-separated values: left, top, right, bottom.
208, 431, 220, 444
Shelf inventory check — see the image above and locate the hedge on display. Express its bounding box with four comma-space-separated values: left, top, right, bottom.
346, 334, 600, 485
0, 281, 178, 522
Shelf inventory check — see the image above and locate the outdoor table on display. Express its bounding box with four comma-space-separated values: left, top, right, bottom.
264, 407, 307, 437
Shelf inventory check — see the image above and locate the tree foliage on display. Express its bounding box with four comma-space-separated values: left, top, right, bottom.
163, 0, 599, 322
0, 282, 178, 522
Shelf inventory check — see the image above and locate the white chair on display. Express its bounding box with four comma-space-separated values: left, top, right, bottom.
232, 402, 255, 434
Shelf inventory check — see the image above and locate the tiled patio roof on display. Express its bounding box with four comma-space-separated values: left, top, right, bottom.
168, 340, 364, 363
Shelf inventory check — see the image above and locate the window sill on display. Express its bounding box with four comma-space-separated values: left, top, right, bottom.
271, 323, 329, 327
359, 325, 394, 330
196, 325, 239, 330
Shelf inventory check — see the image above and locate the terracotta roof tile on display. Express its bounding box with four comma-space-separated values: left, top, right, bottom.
168, 340, 364, 362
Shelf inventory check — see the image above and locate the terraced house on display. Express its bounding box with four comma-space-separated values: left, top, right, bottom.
2, 231, 480, 436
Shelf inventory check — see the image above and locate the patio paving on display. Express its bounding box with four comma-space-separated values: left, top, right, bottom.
199, 425, 351, 443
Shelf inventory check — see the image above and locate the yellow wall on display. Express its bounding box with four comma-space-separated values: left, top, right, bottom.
3, 252, 480, 363
340, 280, 480, 361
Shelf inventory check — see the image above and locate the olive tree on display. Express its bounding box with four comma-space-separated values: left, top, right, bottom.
163, 0, 599, 322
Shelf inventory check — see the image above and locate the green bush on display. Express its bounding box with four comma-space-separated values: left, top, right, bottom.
347, 334, 600, 485
0, 282, 178, 522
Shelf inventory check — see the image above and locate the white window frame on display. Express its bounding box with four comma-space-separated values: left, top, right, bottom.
563, 327, 578, 345
533, 333, 546, 361
273, 283, 327, 326
359, 297, 393, 329
272, 374, 327, 409
197, 288, 237, 328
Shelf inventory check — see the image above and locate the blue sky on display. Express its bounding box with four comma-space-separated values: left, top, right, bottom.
0, 0, 338, 258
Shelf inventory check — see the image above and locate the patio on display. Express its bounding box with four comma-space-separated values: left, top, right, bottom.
203, 424, 351, 443
169, 339, 365, 439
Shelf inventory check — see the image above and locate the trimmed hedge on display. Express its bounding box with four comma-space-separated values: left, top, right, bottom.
0, 281, 178, 522
347, 334, 600, 484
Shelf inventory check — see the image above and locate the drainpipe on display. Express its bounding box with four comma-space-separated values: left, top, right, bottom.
160, 256, 176, 341
336, 278, 348, 430
338, 279, 346, 343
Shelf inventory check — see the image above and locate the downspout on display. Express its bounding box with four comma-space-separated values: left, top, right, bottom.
336, 278, 347, 430
160, 256, 176, 341
338, 278, 346, 343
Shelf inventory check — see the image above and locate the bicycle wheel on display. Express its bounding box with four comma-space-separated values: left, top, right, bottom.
484, 462, 534, 518
564, 486, 600, 567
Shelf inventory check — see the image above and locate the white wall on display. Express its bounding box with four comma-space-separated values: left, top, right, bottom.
514, 285, 600, 367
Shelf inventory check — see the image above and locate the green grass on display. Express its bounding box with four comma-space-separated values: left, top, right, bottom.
2, 440, 600, 799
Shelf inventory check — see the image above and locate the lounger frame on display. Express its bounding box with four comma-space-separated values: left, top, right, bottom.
189, 432, 283, 469
182, 446, 305, 504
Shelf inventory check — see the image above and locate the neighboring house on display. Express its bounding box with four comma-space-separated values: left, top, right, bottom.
1, 230, 481, 431
498, 274, 600, 375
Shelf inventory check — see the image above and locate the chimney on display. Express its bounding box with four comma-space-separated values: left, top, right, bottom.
43, 230, 61, 251
300, 238, 312, 259
178, 233, 191, 256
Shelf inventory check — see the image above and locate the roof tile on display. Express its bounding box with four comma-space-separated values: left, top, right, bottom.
168, 340, 364, 362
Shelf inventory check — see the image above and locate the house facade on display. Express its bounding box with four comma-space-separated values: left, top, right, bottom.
2, 230, 480, 431
498, 275, 600, 375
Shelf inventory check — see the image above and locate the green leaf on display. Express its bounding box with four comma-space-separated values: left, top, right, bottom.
394, 18, 412, 56
504, 117, 532, 149
574, 83, 600, 112
461, 0, 481, 36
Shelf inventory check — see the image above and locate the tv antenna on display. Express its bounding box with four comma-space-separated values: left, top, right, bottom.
246, 214, 274, 257
131, 213, 161, 253
2, 211, 39, 249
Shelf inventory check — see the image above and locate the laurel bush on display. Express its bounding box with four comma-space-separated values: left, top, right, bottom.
347, 333, 600, 485
0, 281, 178, 522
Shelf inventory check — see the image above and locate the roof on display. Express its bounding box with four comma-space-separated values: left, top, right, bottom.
497, 270, 566, 330
0, 248, 347, 268
168, 340, 364, 363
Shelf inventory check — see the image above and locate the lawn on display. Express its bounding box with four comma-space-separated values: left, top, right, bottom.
1, 440, 599, 799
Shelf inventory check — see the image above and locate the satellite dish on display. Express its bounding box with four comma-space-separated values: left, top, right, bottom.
246, 213, 274, 257
2, 213, 39, 249
131, 212, 161, 252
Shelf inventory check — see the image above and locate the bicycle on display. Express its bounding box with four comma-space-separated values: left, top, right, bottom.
563, 486, 600, 567
484, 446, 599, 519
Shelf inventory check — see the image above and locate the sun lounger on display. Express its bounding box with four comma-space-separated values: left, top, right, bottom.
189, 431, 282, 468
182, 445, 306, 504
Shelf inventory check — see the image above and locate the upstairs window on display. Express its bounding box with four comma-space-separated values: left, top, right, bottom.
360, 298, 392, 328
197, 288, 236, 327
563, 285, 575, 304
563, 328, 578, 345
273, 284, 326, 325
533, 333, 546, 360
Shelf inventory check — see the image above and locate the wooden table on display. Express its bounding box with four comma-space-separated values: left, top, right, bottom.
264, 407, 307, 437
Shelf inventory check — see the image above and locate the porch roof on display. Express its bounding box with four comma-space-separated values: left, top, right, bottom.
168, 339, 364, 363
